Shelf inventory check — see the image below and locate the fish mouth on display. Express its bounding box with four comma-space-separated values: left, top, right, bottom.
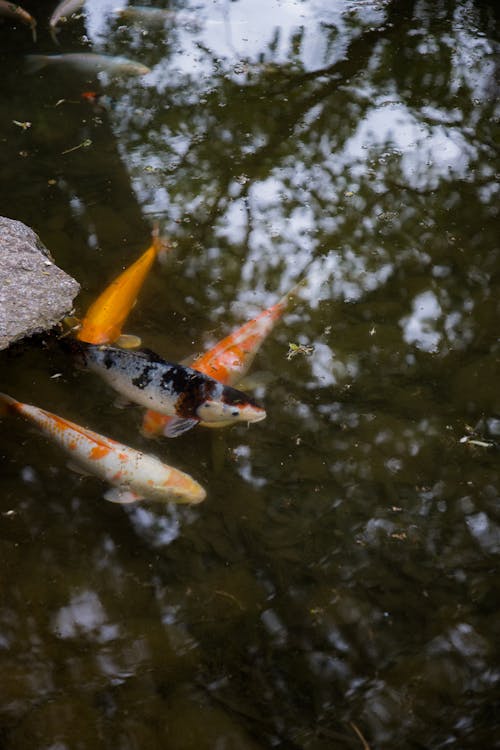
173, 486, 206, 504
163, 476, 207, 504
241, 407, 267, 423
251, 411, 266, 423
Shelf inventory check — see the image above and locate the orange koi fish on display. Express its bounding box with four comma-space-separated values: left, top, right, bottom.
77, 225, 169, 346
0, 392, 205, 504
142, 280, 303, 437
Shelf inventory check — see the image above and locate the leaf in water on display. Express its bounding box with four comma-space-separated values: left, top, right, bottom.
286, 342, 314, 360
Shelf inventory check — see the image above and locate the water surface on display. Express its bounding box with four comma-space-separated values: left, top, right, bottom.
0, 0, 499, 747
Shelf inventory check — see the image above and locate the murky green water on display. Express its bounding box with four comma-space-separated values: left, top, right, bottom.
1, 0, 499, 747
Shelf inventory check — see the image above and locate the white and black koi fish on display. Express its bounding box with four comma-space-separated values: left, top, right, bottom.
67, 340, 267, 437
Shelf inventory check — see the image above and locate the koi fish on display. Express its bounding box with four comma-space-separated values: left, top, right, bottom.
25, 53, 151, 77
0, 1, 37, 41
113, 6, 178, 27
49, 0, 85, 42
114, 7, 244, 29
67, 340, 266, 438
0, 393, 206, 504
142, 281, 303, 437
77, 225, 169, 346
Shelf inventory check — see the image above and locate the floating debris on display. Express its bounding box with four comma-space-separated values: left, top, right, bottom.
61, 138, 92, 155
12, 120, 31, 130
286, 342, 314, 360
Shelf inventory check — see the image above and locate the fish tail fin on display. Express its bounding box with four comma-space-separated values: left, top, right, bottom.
151, 221, 173, 265
151, 220, 160, 246
279, 264, 314, 308
49, 26, 60, 45
277, 277, 307, 310
25, 54, 49, 74
0, 392, 19, 417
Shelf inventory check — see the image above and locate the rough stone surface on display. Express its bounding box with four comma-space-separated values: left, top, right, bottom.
0, 217, 80, 350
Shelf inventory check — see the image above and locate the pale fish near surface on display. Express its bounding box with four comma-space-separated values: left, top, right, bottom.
49, 0, 85, 41
0, 0, 37, 41
69, 340, 266, 438
113, 6, 246, 29
25, 53, 151, 77
113, 5, 178, 27
0, 392, 206, 505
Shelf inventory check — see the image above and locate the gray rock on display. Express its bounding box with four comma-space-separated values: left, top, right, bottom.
0, 217, 80, 350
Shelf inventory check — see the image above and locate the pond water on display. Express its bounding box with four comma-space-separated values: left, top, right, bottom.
0, 0, 499, 747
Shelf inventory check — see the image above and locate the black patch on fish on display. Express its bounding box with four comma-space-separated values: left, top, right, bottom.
132, 365, 155, 390
103, 351, 115, 370
221, 384, 261, 407
161, 364, 213, 418
175, 385, 207, 417
162, 363, 200, 393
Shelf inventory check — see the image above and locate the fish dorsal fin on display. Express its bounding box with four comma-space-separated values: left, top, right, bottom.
163, 417, 198, 438
136, 347, 169, 364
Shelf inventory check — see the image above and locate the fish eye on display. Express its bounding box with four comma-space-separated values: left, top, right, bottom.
231, 410, 239, 417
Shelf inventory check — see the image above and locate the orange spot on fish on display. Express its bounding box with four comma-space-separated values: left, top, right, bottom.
90, 445, 110, 460
68, 440, 77, 451
51, 414, 71, 432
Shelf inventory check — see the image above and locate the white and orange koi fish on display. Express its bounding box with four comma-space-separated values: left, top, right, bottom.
0, 393, 206, 504
142, 280, 304, 437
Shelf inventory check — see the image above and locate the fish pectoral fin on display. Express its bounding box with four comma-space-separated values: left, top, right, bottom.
163, 416, 198, 438
136, 347, 166, 363
113, 395, 134, 409
104, 486, 143, 504
114, 333, 142, 349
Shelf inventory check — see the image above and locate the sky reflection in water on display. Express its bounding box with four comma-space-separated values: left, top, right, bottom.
0, 0, 499, 747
